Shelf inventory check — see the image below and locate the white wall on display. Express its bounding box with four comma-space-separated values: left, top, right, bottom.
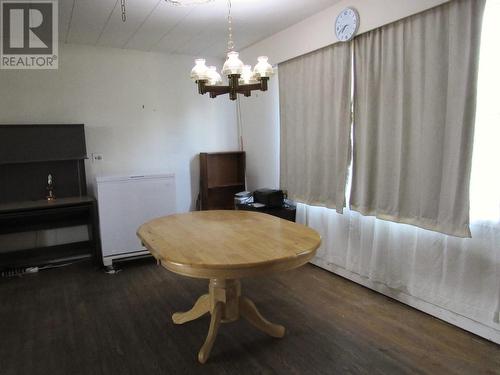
241, 0, 450, 64
239, 0, 451, 191
239, 71, 280, 191
0, 43, 238, 251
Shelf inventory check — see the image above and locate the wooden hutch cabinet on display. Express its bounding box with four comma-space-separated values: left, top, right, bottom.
199, 152, 245, 210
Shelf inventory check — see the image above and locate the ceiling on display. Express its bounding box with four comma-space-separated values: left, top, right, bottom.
59, 0, 340, 58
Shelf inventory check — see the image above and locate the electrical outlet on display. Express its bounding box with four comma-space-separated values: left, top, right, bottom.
92, 153, 103, 162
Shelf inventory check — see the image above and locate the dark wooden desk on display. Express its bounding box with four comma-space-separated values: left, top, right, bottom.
235, 203, 296, 222
0, 196, 100, 268
0, 124, 97, 269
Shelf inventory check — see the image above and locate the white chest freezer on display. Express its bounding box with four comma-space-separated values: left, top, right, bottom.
96, 173, 176, 267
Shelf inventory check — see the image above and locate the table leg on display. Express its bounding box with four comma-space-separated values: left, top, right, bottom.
198, 301, 222, 364
239, 296, 285, 338
172, 278, 285, 364
172, 294, 210, 324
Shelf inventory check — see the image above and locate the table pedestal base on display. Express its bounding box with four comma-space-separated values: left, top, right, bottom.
172, 279, 285, 364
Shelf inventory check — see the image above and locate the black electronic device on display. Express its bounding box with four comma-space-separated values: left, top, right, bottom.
253, 188, 284, 208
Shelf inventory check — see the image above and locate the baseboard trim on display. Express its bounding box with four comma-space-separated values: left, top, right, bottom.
310, 258, 500, 345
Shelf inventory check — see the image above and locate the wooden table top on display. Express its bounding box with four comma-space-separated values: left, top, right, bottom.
137, 210, 321, 279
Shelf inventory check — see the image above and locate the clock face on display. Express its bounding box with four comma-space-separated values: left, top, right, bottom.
335, 8, 359, 42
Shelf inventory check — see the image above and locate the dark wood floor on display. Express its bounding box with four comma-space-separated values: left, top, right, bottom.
0, 260, 498, 375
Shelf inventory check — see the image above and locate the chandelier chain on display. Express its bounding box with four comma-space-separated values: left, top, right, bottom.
227, 0, 234, 52
121, 0, 126, 22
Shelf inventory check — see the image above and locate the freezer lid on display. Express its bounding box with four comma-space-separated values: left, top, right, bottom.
96, 173, 175, 183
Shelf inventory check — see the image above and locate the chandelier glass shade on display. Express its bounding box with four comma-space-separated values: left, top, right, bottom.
207, 66, 223, 86
190, 0, 274, 101
221, 51, 244, 75
240, 65, 258, 84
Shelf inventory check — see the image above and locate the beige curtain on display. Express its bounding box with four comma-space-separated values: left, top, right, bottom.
279, 43, 351, 213
350, 0, 486, 237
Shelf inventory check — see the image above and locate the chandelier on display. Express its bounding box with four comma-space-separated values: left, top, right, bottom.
188, 0, 274, 100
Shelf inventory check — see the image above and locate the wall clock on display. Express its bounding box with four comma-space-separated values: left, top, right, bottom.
335, 8, 360, 42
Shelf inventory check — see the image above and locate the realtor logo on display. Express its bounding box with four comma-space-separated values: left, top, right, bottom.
0, 0, 58, 69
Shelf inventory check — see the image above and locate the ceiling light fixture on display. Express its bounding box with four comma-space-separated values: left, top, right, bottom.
188, 0, 274, 101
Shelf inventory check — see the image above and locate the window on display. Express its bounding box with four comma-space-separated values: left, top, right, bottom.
470, 0, 500, 222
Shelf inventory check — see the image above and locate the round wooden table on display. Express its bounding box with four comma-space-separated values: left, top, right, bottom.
137, 210, 321, 364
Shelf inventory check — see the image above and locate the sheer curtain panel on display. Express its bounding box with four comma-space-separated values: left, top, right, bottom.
297, 203, 500, 343
279, 43, 351, 213
350, 0, 486, 237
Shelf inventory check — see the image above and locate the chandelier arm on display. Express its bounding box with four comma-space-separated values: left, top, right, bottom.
235, 77, 269, 92
228, 74, 238, 100
196, 74, 269, 101
260, 77, 269, 91
197, 76, 269, 100
210, 91, 229, 99
196, 80, 208, 95
202, 85, 231, 95
235, 83, 262, 93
